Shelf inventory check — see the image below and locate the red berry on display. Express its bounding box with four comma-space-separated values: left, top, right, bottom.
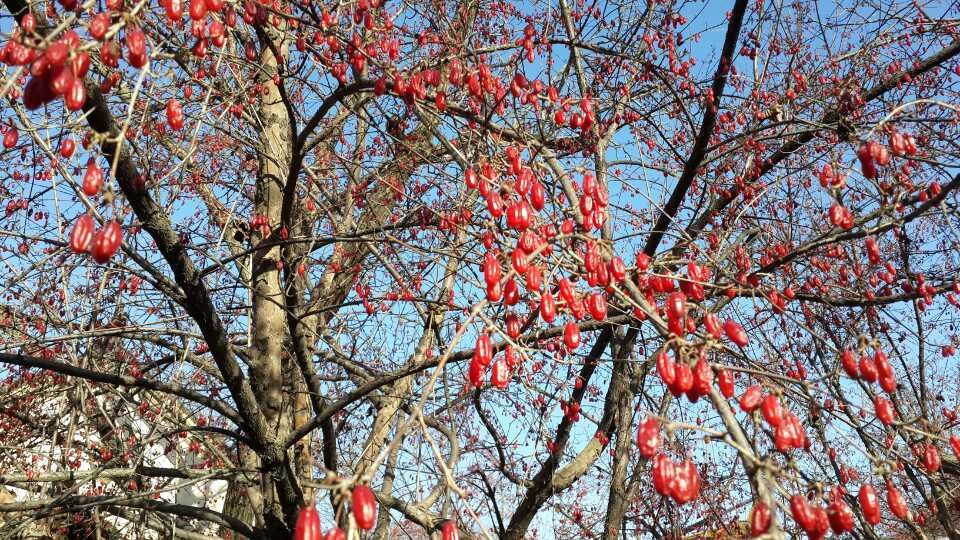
656, 351, 676, 386
587, 292, 607, 321
23, 74, 56, 110
739, 385, 763, 413
563, 322, 580, 350
464, 168, 478, 189
723, 319, 749, 347
690, 357, 713, 399
540, 291, 556, 323
922, 443, 940, 473
3, 127, 18, 149
293, 506, 321, 540
859, 484, 881, 525
474, 333, 492, 365
490, 358, 510, 389
467, 357, 485, 388
441, 521, 460, 540
89, 12, 110, 40
670, 460, 700, 504
950, 435, 960, 460
874, 396, 894, 425
59, 138, 76, 158
166, 99, 185, 130
790, 494, 816, 533
886, 480, 910, 520
665, 291, 686, 322
750, 501, 771, 537
760, 394, 784, 427
840, 350, 859, 378
90, 220, 122, 263
165, 0, 184, 20
189, 0, 207, 19
83, 159, 104, 196
827, 497, 855, 533
69, 214, 95, 253
65, 76, 87, 111
126, 28, 148, 68
704, 313, 722, 339
636, 417, 660, 459
351, 484, 377, 530
669, 362, 693, 397
652, 454, 673, 496
717, 368, 735, 398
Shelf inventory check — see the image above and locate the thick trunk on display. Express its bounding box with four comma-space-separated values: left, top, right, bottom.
221, 447, 263, 537
250, 33, 291, 436
243, 25, 296, 533
602, 371, 636, 538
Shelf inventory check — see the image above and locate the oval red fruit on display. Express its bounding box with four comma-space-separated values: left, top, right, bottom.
874, 396, 894, 425
717, 369, 734, 398
351, 484, 377, 530
922, 443, 940, 473
950, 436, 960, 460
3, 127, 18, 148
670, 460, 700, 504
886, 480, 910, 520
827, 498, 854, 533
60, 138, 76, 158
665, 292, 686, 321
475, 333, 492, 365
294, 506, 321, 540
490, 358, 510, 389
468, 357, 485, 387
441, 520, 460, 540
529, 180, 545, 210
790, 494, 816, 532
90, 220, 122, 263
69, 214, 95, 253
760, 394, 784, 427
656, 351, 676, 386
859, 356, 878, 383
540, 291, 556, 323
167, 98, 184, 130
464, 168, 478, 189
24, 74, 57, 110
83, 159, 104, 196
750, 501, 771, 537
670, 362, 693, 397
189, 0, 207, 19
563, 322, 580, 350
723, 319, 748, 347
126, 29, 147, 68
841, 350, 859, 378
587, 292, 607, 321
652, 454, 673, 496
739, 385, 763, 413
859, 484, 881, 525
690, 357, 713, 398
65, 76, 87, 111
704, 313, 722, 339
636, 417, 660, 459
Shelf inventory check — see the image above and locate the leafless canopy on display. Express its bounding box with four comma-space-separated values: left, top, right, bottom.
2, 0, 960, 538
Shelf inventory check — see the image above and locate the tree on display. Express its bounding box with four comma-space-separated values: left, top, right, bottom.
1, 0, 960, 537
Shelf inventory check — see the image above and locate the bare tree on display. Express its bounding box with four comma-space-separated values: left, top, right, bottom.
2, 0, 960, 538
